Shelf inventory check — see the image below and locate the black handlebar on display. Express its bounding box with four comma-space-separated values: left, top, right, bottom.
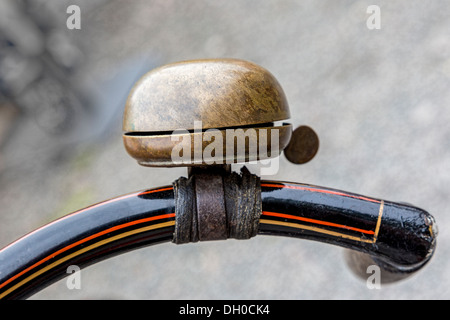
0, 180, 437, 299
0, 187, 176, 299
259, 182, 436, 273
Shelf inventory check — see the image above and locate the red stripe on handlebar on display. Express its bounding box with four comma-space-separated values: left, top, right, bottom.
261, 183, 381, 203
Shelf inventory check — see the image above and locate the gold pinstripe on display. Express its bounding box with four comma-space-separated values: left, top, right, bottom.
1, 200, 385, 298
0, 220, 175, 299
260, 200, 384, 244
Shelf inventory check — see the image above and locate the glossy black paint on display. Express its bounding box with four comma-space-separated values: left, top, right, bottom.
0, 180, 437, 299
0, 187, 175, 299
259, 182, 436, 273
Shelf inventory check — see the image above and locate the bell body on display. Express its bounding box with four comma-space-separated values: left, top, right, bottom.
123, 59, 292, 167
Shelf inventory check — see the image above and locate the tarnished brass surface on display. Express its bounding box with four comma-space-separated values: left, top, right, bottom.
123, 59, 290, 132
123, 124, 292, 167
122, 58, 292, 166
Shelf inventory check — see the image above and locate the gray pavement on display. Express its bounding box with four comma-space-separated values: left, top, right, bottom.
0, 0, 449, 299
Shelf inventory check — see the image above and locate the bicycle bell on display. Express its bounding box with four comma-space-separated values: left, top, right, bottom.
122, 58, 319, 167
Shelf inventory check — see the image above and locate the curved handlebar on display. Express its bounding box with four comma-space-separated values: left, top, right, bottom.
0, 181, 436, 299
0, 187, 176, 299
259, 182, 436, 273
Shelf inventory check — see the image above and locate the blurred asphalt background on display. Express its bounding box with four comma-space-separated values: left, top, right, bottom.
0, 0, 449, 299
